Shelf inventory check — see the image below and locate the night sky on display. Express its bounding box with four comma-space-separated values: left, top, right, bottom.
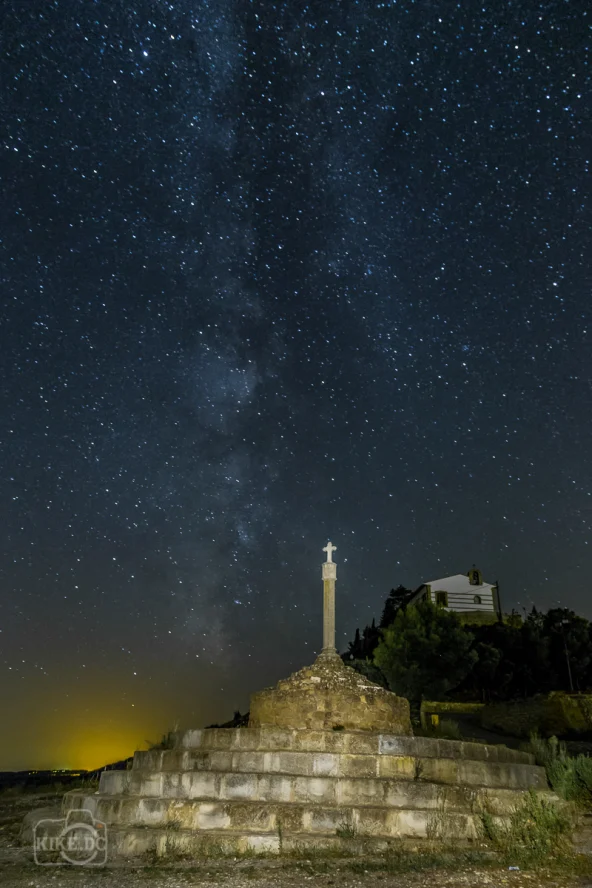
1, 1, 590, 770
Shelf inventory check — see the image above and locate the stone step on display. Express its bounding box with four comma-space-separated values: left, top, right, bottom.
132, 747, 537, 781
69, 776, 532, 818
102, 757, 546, 797
100, 824, 485, 859
65, 792, 490, 841
168, 728, 534, 765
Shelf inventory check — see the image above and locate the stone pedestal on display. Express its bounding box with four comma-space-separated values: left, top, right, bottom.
56, 726, 549, 860
249, 652, 412, 734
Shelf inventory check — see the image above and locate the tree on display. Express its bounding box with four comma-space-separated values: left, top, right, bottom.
346, 627, 363, 660
463, 642, 502, 701
379, 585, 413, 628
345, 619, 380, 661
544, 608, 592, 693
374, 599, 477, 702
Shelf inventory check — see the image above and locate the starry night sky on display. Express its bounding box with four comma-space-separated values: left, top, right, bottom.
1, 1, 590, 770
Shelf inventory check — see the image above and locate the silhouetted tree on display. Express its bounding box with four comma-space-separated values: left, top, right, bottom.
374, 600, 477, 702
380, 585, 413, 628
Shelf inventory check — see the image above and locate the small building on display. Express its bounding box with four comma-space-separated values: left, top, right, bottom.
407, 568, 501, 624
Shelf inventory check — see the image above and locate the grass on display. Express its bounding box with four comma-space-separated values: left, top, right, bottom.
335, 820, 357, 839
479, 788, 575, 867
529, 733, 592, 807
347, 846, 495, 874
147, 731, 176, 751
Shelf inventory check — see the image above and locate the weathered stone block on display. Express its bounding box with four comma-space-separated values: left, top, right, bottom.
294, 776, 334, 803
181, 771, 219, 799
138, 797, 169, 825
230, 751, 267, 773
179, 729, 203, 749
357, 807, 389, 835
460, 742, 489, 762
258, 775, 293, 803
418, 757, 460, 784
380, 735, 430, 757
233, 728, 261, 749
320, 732, 348, 753
19, 806, 62, 847
195, 803, 230, 830
161, 772, 183, 798
192, 750, 232, 771
346, 733, 379, 755
312, 753, 339, 777
295, 731, 327, 752
226, 802, 275, 831
256, 728, 292, 749
99, 771, 128, 794
377, 754, 416, 780
437, 739, 464, 760
384, 781, 439, 810
221, 773, 258, 800
397, 808, 430, 837
244, 834, 280, 853
308, 807, 342, 832
340, 754, 378, 778
128, 772, 162, 797
337, 778, 382, 806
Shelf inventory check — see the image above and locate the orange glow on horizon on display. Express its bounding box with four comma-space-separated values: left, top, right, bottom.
52, 730, 146, 771
29, 709, 171, 771
0, 681, 208, 771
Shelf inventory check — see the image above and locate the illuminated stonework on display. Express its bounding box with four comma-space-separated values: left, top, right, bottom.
249, 650, 412, 734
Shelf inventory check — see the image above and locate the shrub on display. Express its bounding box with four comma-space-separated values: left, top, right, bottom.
147, 731, 176, 751
480, 789, 574, 867
529, 733, 592, 807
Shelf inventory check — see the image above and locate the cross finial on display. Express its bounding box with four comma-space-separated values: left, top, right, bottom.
323, 541, 336, 563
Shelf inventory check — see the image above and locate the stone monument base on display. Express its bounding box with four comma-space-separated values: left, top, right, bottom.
249, 652, 412, 734
58, 725, 550, 859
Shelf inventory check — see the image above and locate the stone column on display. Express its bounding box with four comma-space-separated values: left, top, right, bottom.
322, 550, 337, 655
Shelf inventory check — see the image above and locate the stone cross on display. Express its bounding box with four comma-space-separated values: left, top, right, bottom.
323, 541, 337, 563
321, 541, 337, 655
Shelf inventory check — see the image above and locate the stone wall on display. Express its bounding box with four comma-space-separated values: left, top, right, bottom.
249, 653, 412, 735
420, 701, 484, 731
481, 693, 592, 738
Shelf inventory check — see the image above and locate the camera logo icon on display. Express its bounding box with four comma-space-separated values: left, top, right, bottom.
33, 808, 107, 866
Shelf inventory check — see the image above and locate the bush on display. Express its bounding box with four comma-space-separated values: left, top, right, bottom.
147, 731, 176, 751
529, 733, 592, 807
480, 789, 574, 867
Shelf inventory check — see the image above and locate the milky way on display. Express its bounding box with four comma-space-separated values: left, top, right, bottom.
1, 0, 590, 768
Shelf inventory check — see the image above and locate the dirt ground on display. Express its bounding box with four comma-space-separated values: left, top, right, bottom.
1, 857, 590, 888
2, 788, 592, 888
